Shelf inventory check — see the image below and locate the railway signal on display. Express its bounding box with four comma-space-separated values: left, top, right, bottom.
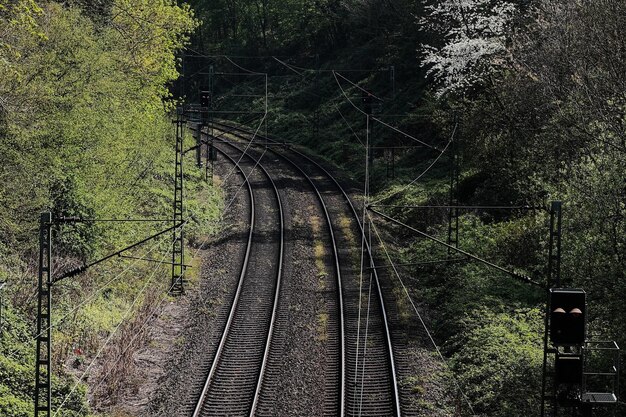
540, 203, 619, 417
200, 90, 211, 108
550, 289, 586, 346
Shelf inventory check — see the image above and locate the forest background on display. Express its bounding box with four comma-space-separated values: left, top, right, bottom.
0, 0, 624, 416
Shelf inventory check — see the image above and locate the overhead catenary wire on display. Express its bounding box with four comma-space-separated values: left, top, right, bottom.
29, 223, 184, 344
271, 56, 366, 150
3, 224, 185, 366
185, 49, 389, 72
271, 56, 389, 74
353, 113, 372, 412
332, 71, 440, 151
270, 56, 406, 157
181, 131, 258, 263
353, 151, 367, 413
52, 221, 187, 283
335, 71, 384, 102
369, 208, 544, 287
272, 56, 304, 76
213, 120, 401, 416
335, 104, 364, 147
219, 113, 268, 186
38, 52, 275, 414
369, 204, 543, 211
366, 210, 477, 416
183, 55, 269, 236
222, 55, 266, 75
56, 218, 171, 223
369, 121, 458, 206
211, 57, 269, 187
220, 144, 269, 220
358, 266, 374, 417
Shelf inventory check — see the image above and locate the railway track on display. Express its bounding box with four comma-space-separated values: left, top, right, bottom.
211, 121, 401, 417
190, 141, 284, 417
160, 140, 256, 417
215, 137, 346, 416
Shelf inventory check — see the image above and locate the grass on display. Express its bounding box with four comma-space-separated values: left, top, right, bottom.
308, 211, 331, 343
317, 312, 329, 342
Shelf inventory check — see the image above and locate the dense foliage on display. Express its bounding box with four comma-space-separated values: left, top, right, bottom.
185, 0, 624, 416
0, 1, 212, 415
1, 0, 622, 416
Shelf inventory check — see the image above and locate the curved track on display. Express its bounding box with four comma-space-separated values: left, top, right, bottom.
169, 142, 256, 417
212, 121, 401, 417
216, 137, 347, 417
191, 141, 284, 417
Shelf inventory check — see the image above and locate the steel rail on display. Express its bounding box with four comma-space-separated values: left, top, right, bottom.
213, 121, 401, 417
218, 140, 285, 417
192, 147, 256, 417
214, 134, 346, 417
191, 132, 285, 416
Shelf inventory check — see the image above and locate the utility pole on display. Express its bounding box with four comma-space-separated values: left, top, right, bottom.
171, 111, 186, 295
32, 213, 185, 416
363, 93, 373, 168
447, 115, 460, 255
206, 66, 215, 184
547, 201, 562, 287
541, 201, 564, 417
35, 212, 52, 417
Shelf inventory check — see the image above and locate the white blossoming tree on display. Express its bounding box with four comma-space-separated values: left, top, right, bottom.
420, 0, 518, 96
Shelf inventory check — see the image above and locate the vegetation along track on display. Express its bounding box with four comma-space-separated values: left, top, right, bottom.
191, 137, 285, 417
213, 121, 401, 417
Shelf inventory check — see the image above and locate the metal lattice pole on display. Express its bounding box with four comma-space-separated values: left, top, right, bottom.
171, 114, 185, 295
35, 212, 52, 417
548, 201, 562, 287
447, 116, 460, 255
540, 201, 563, 417
205, 66, 215, 183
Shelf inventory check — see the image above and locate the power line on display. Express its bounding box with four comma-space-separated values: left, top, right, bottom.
332, 71, 439, 151
368, 207, 544, 287
369, 121, 457, 206
367, 210, 477, 415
